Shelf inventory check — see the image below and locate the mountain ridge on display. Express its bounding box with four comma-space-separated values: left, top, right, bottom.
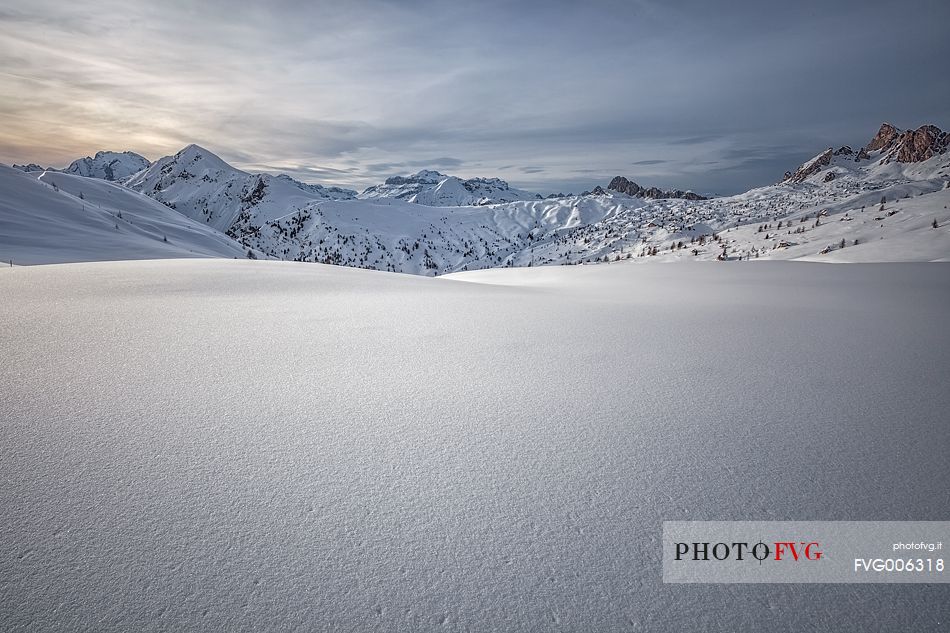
4, 121, 948, 271
358, 169, 541, 206
784, 122, 949, 183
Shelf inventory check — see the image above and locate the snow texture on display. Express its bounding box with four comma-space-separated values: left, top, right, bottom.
2, 259, 948, 631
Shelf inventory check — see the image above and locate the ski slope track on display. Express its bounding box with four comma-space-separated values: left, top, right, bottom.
1, 259, 949, 631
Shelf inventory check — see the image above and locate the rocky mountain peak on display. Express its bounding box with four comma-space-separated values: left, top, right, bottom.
783, 148, 833, 183
864, 123, 949, 163
607, 176, 706, 200
893, 125, 949, 163
866, 123, 900, 152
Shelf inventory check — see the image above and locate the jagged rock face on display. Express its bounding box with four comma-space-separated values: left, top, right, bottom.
895, 125, 949, 162
606, 176, 706, 200
679, 191, 707, 201
867, 123, 900, 151
865, 123, 949, 163
781, 121, 948, 184
784, 148, 833, 183
608, 176, 642, 196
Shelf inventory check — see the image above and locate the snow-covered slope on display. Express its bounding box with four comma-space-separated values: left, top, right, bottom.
124, 144, 357, 234
64, 150, 151, 181
359, 169, 540, 206
1, 259, 948, 631
0, 164, 246, 264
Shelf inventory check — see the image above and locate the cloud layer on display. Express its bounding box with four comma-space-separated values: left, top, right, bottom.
1, 0, 948, 194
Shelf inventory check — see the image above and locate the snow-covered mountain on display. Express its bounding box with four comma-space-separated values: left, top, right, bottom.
12, 163, 54, 173
64, 150, 151, 181
359, 169, 541, 206
124, 145, 357, 237
0, 164, 246, 265
4, 122, 949, 269
223, 122, 949, 272
12, 151, 148, 181
782, 123, 950, 184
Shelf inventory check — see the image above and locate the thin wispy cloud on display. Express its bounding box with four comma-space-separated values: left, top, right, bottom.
1, 0, 948, 194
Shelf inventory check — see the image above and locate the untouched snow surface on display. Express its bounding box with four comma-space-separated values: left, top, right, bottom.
2, 260, 949, 631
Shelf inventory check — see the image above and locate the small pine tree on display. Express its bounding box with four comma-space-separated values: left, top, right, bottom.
933, 218, 939, 229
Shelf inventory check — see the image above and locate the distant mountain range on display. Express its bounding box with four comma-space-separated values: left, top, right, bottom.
15, 150, 150, 182
3, 121, 948, 270
358, 169, 540, 206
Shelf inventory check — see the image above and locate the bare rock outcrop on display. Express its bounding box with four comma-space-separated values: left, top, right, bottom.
866, 122, 949, 163
783, 148, 833, 183
606, 176, 706, 200
867, 123, 900, 152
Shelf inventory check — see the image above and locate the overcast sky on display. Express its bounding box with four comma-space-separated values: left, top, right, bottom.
1, 0, 948, 195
